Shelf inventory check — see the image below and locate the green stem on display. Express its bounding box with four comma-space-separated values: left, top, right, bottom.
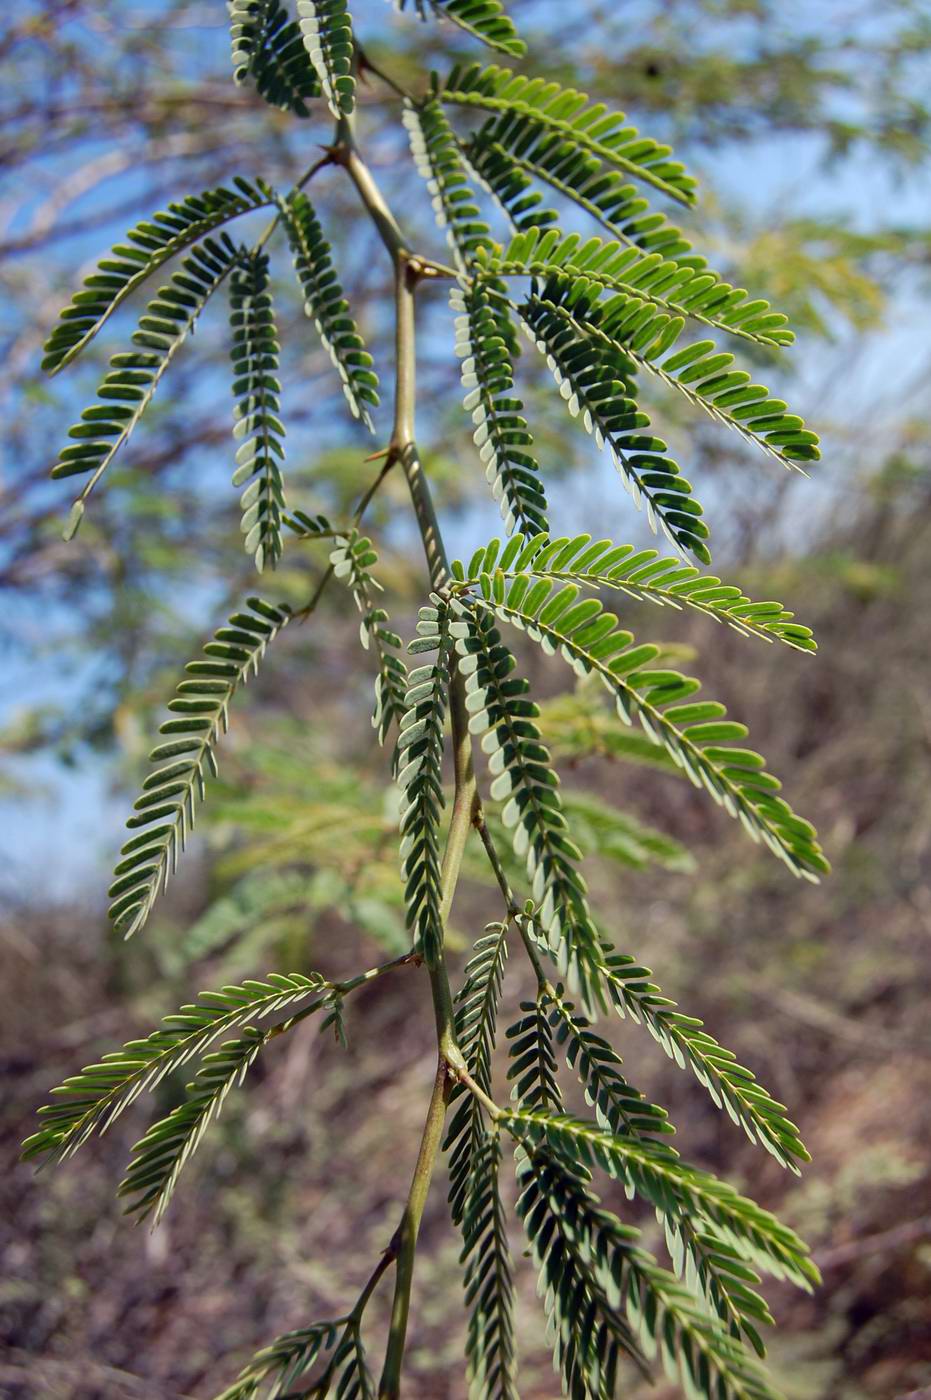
310, 1244, 400, 1396
356, 42, 415, 103
336, 113, 477, 1396
474, 808, 521, 919
380, 1058, 451, 1400
253, 148, 336, 254
454, 1063, 503, 1122
518, 915, 552, 994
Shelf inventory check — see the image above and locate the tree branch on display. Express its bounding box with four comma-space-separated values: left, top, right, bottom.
292, 453, 397, 621
379, 1058, 452, 1400
474, 808, 551, 990
334, 109, 477, 1398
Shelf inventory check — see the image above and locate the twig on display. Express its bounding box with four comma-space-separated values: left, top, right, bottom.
815, 1216, 931, 1271
266, 951, 418, 1040
301, 1246, 400, 1396
474, 807, 551, 990
356, 44, 415, 103
448, 1059, 503, 1122
335, 950, 420, 996
252, 148, 337, 253
474, 808, 521, 919
379, 1058, 452, 1399
292, 453, 398, 620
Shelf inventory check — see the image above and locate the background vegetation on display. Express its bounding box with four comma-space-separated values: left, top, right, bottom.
1, 1, 930, 1395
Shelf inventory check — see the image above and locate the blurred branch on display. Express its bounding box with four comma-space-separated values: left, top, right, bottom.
816, 1216, 931, 1270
